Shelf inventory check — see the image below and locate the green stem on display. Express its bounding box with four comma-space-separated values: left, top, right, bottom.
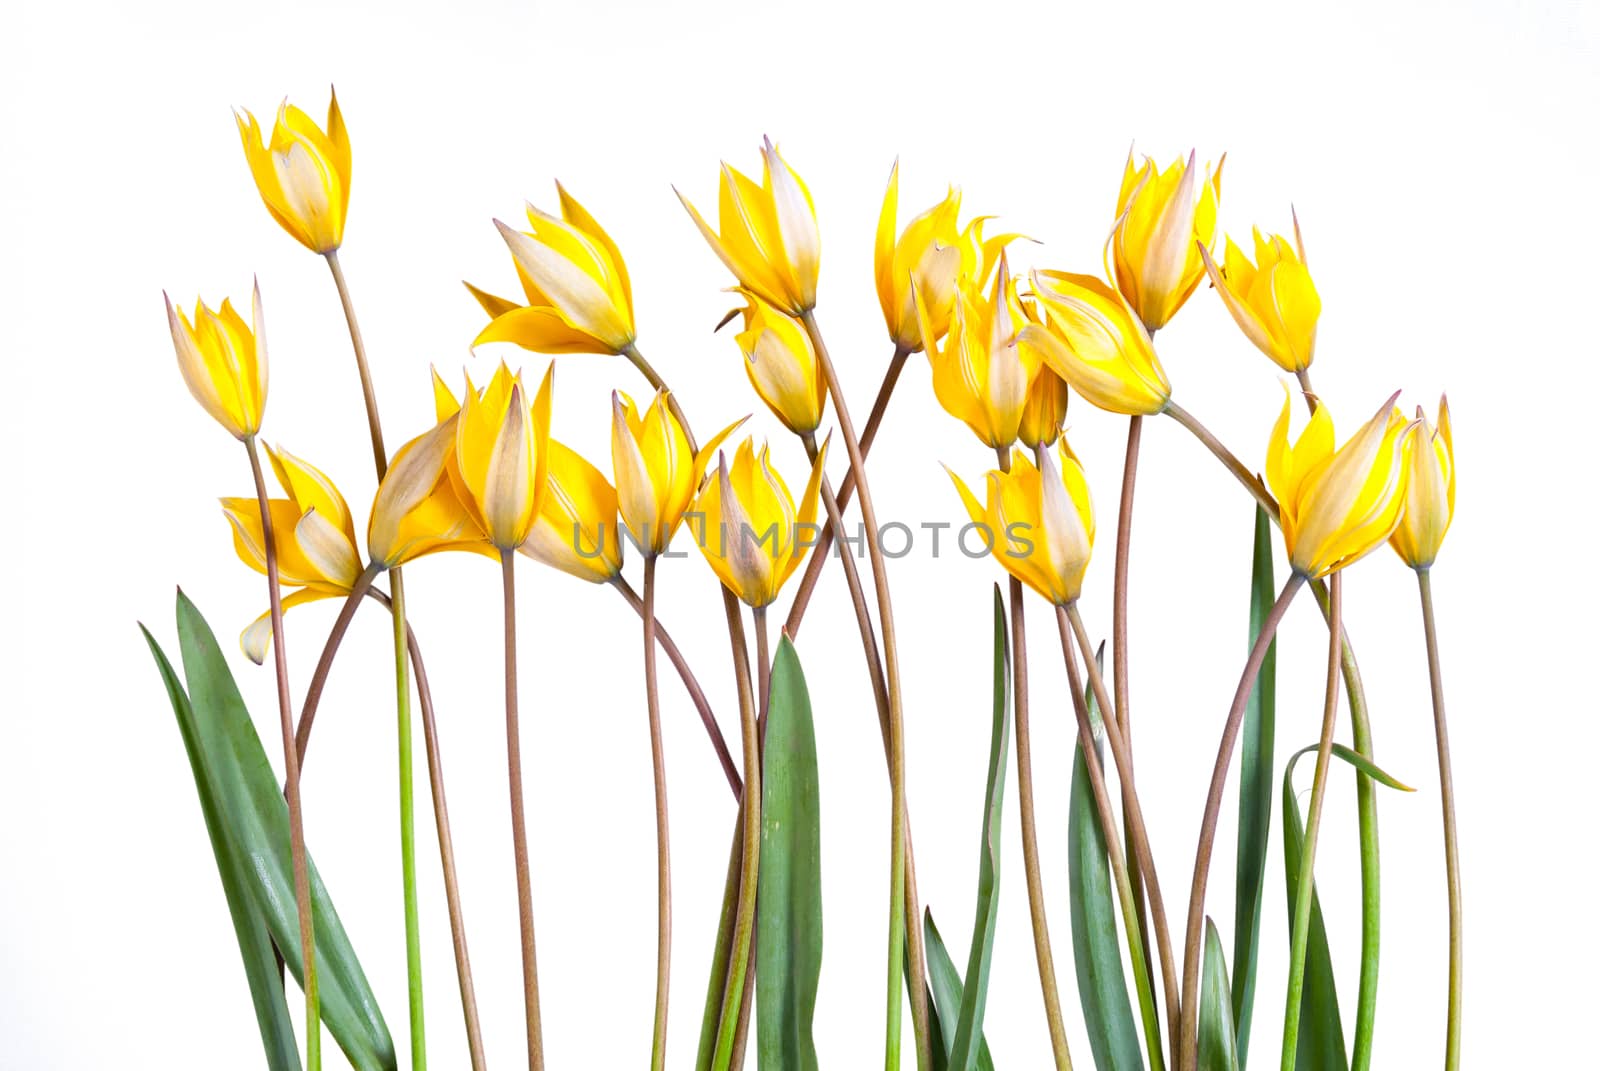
1281, 576, 1343, 1067
390, 571, 426, 1068
1418, 569, 1462, 1069
643, 555, 673, 1071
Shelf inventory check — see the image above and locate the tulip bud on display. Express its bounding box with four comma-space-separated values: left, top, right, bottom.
692, 438, 828, 608
1200, 216, 1320, 373
678, 138, 820, 315
235, 91, 352, 254
520, 439, 624, 583
453, 362, 554, 551
1111, 150, 1223, 331
469, 183, 637, 356
166, 281, 269, 440
730, 291, 826, 434
1024, 270, 1171, 416
612, 390, 742, 557
948, 440, 1096, 606
1019, 366, 1070, 449
1390, 397, 1454, 569
1267, 387, 1415, 579
921, 256, 1043, 449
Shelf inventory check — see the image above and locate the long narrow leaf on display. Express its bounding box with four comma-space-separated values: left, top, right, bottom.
1232, 506, 1276, 1064
922, 912, 995, 1071
947, 589, 1011, 1070
1068, 644, 1143, 1071
1199, 919, 1240, 1071
143, 625, 301, 1071
173, 590, 397, 1071
756, 637, 823, 1071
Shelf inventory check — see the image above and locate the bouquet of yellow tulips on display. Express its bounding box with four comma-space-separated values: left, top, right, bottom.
143, 91, 1460, 1071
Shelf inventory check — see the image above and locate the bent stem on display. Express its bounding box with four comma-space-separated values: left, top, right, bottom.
800, 311, 929, 1071
294, 564, 380, 764
1418, 569, 1462, 1069
501, 550, 545, 1071
998, 449, 1073, 1070
1058, 607, 1163, 1071
786, 344, 912, 639
1178, 574, 1305, 1071
325, 250, 388, 478
390, 572, 427, 1068
642, 556, 674, 1071
245, 436, 320, 1071
1066, 604, 1180, 1062
1281, 575, 1343, 1067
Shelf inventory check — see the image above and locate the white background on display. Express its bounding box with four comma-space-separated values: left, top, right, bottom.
4, 1, 1597, 1067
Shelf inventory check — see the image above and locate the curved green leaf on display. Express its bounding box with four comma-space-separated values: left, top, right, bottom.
143, 626, 301, 1071
922, 912, 995, 1071
1199, 919, 1240, 1071
172, 590, 397, 1071
757, 637, 822, 1071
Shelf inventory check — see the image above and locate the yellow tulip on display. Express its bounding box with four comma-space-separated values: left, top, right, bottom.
678, 138, 820, 315
1267, 387, 1415, 579
1200, 217, 1321, 373
920, 257, 1044, 449
1111, 150, 1223, 331
235, 91, 352, 254
1390, 397, 1454, 569
1023, 270, 1171, 416
367, 412, 494, 569
520, 439, 625, 583
221, 446, 363, 662
875, 162, 1016, 352
730, 290, 826, 434
611, 389, 741, 556
467, 184, 637, 356
1019, 366, 1070, 449
692, 438, 828, 608
165, 282, 269, 440
449, 361, 555, 551
948, 440, 1096, 606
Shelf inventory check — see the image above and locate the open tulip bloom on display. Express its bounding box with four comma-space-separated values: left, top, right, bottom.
145, 105, 1468, 1071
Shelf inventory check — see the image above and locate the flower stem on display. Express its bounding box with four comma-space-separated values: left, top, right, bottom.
1163, 402, 1277, 517
643, 555, 673, 1071
324, 250, 388, 478
1417, 569, 1462, 1069
245, 436, 320, 1071
500, 549, 544, 1071
388, 570, 427, 1068
1178, 574, 1304, 1071
729, 606, 774, 1067
293, 565, 379, 764
613, 577, 741, 799
998, 449, 1073, 1070
1280, 575, 1343, 1067
1057, 607, 1163, 1071
800, 311, 929, 1071
786, 345, 911, 639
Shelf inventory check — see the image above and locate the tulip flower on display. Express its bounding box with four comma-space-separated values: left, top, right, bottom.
875, 162, 1016, 352
692, 438, 828, 608
1200, 217, 1320, 373
221, 446, 364, 662
1019, 366, 1070, 449
612, 389, 741, 556
1390, 397, 1454, 569
920, 257, 1044, 449
235, 91, 352, 254
1111, 150, 1223, 331
520, 439, 625, 583
729, 290, 826, 434
467, 184, 637, 356
165, 283, 269, 440
948, 440, 1096, 606
1023, 270, 1171, 416
364, 412, 491, 571
678, 138, 820, 315
1267, 386, 1414, 579
449, 361, 555, 551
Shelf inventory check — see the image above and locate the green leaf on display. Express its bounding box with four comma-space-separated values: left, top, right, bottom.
143, 626, 302, 1071
945, 589, 1011, 1070
922, 911, 995, 1071
1199, 919, 1240, 1071
1233, 505, 1277, 1064
1280, 743, 1411, 1070
756, 637, 823, 1071
1068, 644, 1144, 1071
172, 590, 397, 1071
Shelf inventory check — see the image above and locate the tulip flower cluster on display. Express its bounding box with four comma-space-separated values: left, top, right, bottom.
145, 89, 1463, 1071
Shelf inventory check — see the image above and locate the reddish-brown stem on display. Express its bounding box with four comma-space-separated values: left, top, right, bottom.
642, 555, 672, 1071
500, 549, 544, 1070
293, 565, 379, 765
